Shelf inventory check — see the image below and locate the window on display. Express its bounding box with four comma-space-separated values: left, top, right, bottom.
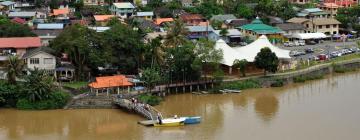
333, 25, 337, 28
30, 58, 39, 64
318, 25, 322, 29
306, 24, 309, 28
326, 25, 330, 28
44, 58, 53, 64
333, 31, 337, 34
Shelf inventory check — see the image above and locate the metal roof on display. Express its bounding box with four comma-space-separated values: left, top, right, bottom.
113, 2, 135, 9
8, 12, 36, 17
186, 25, 214, 32
37, 23, 64, 30
0, 1, 15, 6
136, 12, 153, 17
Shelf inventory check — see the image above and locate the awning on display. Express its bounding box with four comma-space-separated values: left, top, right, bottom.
292, 33, 327, 39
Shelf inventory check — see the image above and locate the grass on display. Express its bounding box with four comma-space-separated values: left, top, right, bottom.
218, 79, 261, 90
63, 81, 88, 89
333, 65, 357, 73
138, 94, 162, 106
293, 73, 325, 83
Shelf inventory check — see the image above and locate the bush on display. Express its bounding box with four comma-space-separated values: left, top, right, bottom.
293, 74, 324, 83
16, 90, 70, 110
333, 65, 356, 73
138, 94, 162, 106
219, 79, 261, 90
270, 79, 284, 87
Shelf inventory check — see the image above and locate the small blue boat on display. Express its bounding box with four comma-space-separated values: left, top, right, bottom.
182, 116, 201, 124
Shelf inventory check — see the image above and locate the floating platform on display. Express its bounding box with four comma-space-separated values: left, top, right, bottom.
138, 120, 158, 126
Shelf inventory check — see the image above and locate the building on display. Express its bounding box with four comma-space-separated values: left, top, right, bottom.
287, 17, 341, 35
323, 0, 358, 7
290, 0, 310, 4
210, 14, 237, 23
186, 25, 214, 40
94, 15, 115, 26
33, 23, 64, 46
89, 75, 134, 96
52, 8, 70, 23
22, 46, 57, 74
317, 3, 340, 16
153, 18, 174, 26
181, 0, 194, 7
237, 18, 283, 42
297, 8, 331, 19
8, 12, 36, 20
0, 37, 42, 61
135, 12, 153, 20
276, 23, 306, 39
133, 18, 160, 32
224, 19, 249, 29
84, 0, 105, 5
110, 2, 135, 19
209, 29, 243, 44
180, 14, 207, 26
0, 1, 15, 11
10, 17, 26, 24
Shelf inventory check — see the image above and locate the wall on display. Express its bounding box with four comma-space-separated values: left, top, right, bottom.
26, 52, 56, 70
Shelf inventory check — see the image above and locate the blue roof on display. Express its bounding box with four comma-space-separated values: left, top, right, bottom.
37, 23, 64, 30
136, 12, 153, 17
303, 8, 323, 13
186, 26, 214, 32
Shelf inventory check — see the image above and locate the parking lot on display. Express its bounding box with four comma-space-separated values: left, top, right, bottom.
279, 40, 359, 60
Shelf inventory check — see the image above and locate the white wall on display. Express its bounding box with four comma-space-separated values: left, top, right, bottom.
26, 52, 56, 70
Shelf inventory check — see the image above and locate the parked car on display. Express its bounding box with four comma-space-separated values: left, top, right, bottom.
350, 47, 360, 53
239, 42, 248, 46
317, 54, 328, 60
309, 55, 319, 61
305, 48, 314, 53
307, 40, 317, 45
288, 42, 294, 47
294, 40, 300, 46
299, 40, 305, 46
284, 42, 289, 47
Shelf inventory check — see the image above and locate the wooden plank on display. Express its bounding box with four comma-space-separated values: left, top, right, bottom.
138, 120, 158, 126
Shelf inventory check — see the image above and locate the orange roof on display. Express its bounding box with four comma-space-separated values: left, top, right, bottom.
154, 18, 174, 25
319, 3, 341, 8
0, 37, 41, 49
53, 8, 69, 16
94, 15, 115, 21
89, 75, 133, 89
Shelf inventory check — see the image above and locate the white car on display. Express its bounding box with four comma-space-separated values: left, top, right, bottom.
299, 40, 305, 46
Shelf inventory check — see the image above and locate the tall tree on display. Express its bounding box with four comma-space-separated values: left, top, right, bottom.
140, 68, 162, 92
0, 16, 36, 37
6, 56, 24, 84
233, 59, 248, 77
21, 68, 54, 102
164, 19, 189, 48
254, 47, 279, 75
235, 4, 254, 19
147, 37, 165, 68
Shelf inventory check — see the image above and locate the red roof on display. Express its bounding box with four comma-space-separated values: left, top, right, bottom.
89, 75, 133, 89
180, 14, 204, 21
11, 17, 26, 24
94, 15, 115, 21
0, 37, 41, 49
154, 18, 174, 25
53, 8, 69, 16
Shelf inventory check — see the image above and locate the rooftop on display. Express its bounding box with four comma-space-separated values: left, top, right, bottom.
22, 46, 56, 59
210, 14, 237, 22
8, 12, 36, 18
0, 37, 41, 49
313, 18, 341, 25
239, 18, 282, 34
180, 14, 204, 21
276, 23, 305, 31
37, 23, 64, 30
94, 15, 115, 21
89, 75, 133, 89
154, 18, 174, 25
136, 12, 154, 17
186, 25, 214, 32
302, 8, 323, 13
113, 2, 135, 9
53, 8, 69, 16
287, 17, 309, 23
11, 17, 26, 24
0, 1, 15, 6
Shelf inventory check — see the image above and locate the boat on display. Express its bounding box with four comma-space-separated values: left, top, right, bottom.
182, 116, 201, 124
153, 118, 185, 127
220, 89, 242, 93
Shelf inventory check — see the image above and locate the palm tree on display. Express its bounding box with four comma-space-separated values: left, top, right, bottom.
6, 55, 24, 84
149, 37, 165, 68
163, 19, 189, 48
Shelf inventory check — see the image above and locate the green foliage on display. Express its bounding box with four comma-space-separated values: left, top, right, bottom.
255, 0, 296, 20
186, 1, 224, 19
0, 81, 20, 107
49, 0, 60, 9
233, 59, 248, 77
138, 94, 162, 106
210, 20, 223, 30
6, 56, 25, 85
141, 68, 162, 90
164, 19, 189, 48
0, 16, 36, 37
333, 65, 356, 73
219, 79, 261, 90
80, 5, 111, 17
16, 90, 70, 110
270, 79, 284, 87
234, 4, 254, 19
63, 81, 88, 89
336, 6, 360, 34
219, 28, 228, 37
254, 47, 279, 75
21, 69, 54, 102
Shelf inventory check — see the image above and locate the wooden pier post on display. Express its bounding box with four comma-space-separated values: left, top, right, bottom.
204, 84, 207, 90
197, 85, 200, 91
190, 86, 192, 92
175, 87, 178, 93
183, 86, 185, 93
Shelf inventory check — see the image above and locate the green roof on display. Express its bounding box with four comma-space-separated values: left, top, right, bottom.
238, 18, 282, 34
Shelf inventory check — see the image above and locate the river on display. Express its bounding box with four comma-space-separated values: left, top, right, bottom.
1, 72, 360, 140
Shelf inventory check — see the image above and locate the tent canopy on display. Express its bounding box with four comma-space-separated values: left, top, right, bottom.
292, 33, 326, 39
232, 35, 291, 62
214, 39, 244, 66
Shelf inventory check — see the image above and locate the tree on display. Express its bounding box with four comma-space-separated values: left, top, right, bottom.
21, 68, 54, 102
0, 16, 36, 37
219, 28, 228, 37
147, 37, 165, 68
140, 68, 162, 92
6, 56, 24, 84
49, 0, 60, 9
192, 1, 224, 19
235, 4, 254, 19
147, 0, 165, 9
210, 20, 223, 30
254, 47, 279, 75
276, 0, 296, 20
164, 19, 189, 48
233, 59, 248, 77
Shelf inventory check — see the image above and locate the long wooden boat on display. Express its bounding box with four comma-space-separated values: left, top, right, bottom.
181, 116, 201, 124
153, 118, 185, 127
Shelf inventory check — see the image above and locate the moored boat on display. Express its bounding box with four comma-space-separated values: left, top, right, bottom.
153, 118, 185, 127
179, 116, 201, 124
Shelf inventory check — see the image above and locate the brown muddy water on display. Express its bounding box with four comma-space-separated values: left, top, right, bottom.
1, 72, 360, 140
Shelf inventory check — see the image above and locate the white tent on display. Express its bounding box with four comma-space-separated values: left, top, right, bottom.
214, 39, 244, 66
232, 35, 291, 62
292, 33, 326, 39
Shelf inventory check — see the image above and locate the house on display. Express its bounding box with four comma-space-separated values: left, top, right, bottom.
8, 12, 36, 20
287, 17, 341, 35
33, 23, 64, 46
296, 8, 331, 19
0, 1, 15, 11
268, 16, 284, 26
210, 14, 237, 23
22, 46, 57, 74
237, 17, 283, 43
52, 8, 69, 19
88, 26, 111, 32
180, 14, 207, 26
317, 3, 340, 16
153, 18, 174, 26
276, 23, 306, 39
224, 19, 249, 29
290, 0, 310, 4
323, 0, 358, 7
186, 25, 214, 40
110, 2, 135, 19
89, 75, 134, 95
94, 15, 115, 26
181, 0, 194, 7
84, 0, 105, 5
209, 29, 243, 44
0, 37, 42, 61
136, 11, 153, 20
133, 18, 160, 32
10, 17, 26, 24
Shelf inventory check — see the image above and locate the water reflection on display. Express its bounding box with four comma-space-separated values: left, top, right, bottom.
254, 94, 279, 122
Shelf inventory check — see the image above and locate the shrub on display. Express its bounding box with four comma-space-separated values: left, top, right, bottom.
16, 90, 70, 110
293, 74, 324, 83
219, 79, 261, 90
270, 79, 284, 87
138, 94, 162, 106
333, 65, 356, 73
